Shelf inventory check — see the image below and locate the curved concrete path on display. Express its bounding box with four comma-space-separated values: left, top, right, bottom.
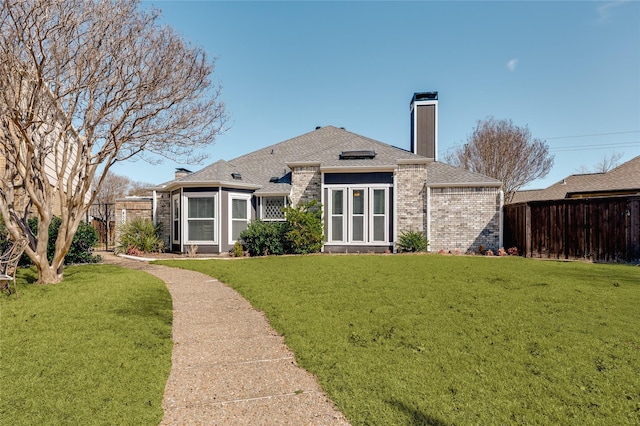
101, 253, 349, 425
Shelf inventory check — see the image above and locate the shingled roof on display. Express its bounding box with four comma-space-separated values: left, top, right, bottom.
157, 125, 501, 190
511, 155, 640, 204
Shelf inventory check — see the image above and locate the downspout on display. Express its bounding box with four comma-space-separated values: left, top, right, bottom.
320, 171, 326, 253
179, 188, 184, 254
218, 186, 222, 254
152, 190, 157, 225
426, 184, 431, 251
392, 170, 398, 253
498, 189, 504, 249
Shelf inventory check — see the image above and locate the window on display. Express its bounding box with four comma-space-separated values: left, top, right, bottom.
229, 194, 251, 243
351, 189, 365, 242
172, 193, 180, 244
261, 196, 287, 221
185, 193, 216, 243
327, 186, 388, 244
372, 189, 387, 242
330, 189, 344, 242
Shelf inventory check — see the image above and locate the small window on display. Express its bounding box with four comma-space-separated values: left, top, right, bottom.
262, 196, 287, 221
229, 194, 251, 243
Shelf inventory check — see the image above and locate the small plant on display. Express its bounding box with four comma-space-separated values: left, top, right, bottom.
116, 218, 164, 254
498, 247, 507, 256
232, 241, 244, 258
397, 230, 429, 253
187, 244, 198, 258
486, 249, 494, 256
508, 247, 519, 256
477, 245, 486, 255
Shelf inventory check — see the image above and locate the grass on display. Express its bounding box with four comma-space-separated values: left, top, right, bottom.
0, 264, 173, 426
155, 255, 640, 425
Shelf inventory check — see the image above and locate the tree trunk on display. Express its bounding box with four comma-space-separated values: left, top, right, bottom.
34, 259, 64, 284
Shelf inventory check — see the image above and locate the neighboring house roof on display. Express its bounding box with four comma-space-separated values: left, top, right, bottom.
511, 155, 640, 204
156, 125, 501, 191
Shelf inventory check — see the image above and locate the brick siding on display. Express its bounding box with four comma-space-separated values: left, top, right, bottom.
290, 166, 321, 206
429, 187, 501, 252
395, 164, 428, 234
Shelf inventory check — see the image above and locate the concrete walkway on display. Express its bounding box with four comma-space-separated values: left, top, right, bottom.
101, 253, 349, 425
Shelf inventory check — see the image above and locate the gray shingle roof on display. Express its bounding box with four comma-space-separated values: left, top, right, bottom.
158, 125, 501, 191
426, 161, 502, 186
511, 155, 640, 203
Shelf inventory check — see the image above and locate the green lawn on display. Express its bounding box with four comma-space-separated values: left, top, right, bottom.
156, 255, 640, 425
0, 265, 173, 426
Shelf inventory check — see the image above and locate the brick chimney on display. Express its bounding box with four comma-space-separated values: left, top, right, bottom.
174, 167, 192, 180
410, 92, 438, 159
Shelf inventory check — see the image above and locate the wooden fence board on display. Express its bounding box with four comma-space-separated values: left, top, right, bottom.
504, 195, 640, 262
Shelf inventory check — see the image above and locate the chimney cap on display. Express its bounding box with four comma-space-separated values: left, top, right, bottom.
411, 92, 438, 104
175, 167, 192, 173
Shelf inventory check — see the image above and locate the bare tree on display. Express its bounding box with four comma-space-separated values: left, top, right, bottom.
445, 117, 553, 203
93, 172, 132, 205
575, 152, 624, 174
0, 0, 227, 283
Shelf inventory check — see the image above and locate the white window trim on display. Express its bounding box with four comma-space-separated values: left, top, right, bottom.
228, 193, 252, 244
184, 191, 218, 245
260, 196, 288, 222
350, 188, 367, 242
326, 184, 390, 245
371, 188, 389, 243
328, 188, 346, 243
172, 193, 180, 245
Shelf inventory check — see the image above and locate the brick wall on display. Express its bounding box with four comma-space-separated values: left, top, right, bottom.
429, 187, 501, 252
290, 166, 321, 206
395, 164, 428, 234
114, 197, 153, 245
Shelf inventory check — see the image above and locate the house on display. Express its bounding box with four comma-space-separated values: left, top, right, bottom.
510, 155, 640, 204
147, 92, 503, 254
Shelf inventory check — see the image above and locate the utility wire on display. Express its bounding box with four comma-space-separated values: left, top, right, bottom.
543, 130, 640, 140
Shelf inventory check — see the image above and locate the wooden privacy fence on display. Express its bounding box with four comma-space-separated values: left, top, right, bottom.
504, 195, 640, 262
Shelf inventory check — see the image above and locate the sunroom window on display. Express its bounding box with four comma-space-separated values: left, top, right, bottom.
327, 186, 388, 244
186, 193, 216, 243
230, 195, 251, 243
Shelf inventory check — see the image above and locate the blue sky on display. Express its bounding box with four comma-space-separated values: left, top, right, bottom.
113, 0, 640, 190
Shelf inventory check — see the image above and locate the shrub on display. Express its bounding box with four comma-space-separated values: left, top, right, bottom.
508, 246, 519, 256
0, 215, 9, 254
397, 230, 429, 253
283, 200, 324, 254
232, 241, 244, 257
240, 200, 324, 257
239, 220, 287, 256
116, 218, 164, 254
25, 216, 101, 264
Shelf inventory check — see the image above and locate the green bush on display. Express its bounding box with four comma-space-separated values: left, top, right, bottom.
116, 218, 164, 254
20, 216, 101, 264
397, 230, 429, 252
239, 220, 287, 256
0, 215, 9, 254
239, 200, 324, 257
283, 200, 324, 254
